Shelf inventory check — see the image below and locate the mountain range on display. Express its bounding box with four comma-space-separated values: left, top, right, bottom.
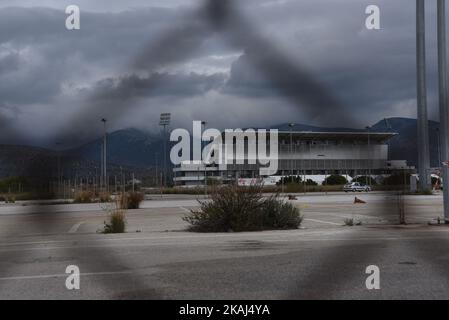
0, 117, 442, 179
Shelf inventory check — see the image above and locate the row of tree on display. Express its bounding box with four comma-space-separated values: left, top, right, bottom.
275, 173, 419, 186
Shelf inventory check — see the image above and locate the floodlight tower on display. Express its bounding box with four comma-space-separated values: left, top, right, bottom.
159, 113, 171, 187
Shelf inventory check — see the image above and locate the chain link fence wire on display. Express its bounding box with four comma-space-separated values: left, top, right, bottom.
0, 0, 442, 299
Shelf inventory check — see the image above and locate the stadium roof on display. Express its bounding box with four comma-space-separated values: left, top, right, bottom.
276, 131, 397, 141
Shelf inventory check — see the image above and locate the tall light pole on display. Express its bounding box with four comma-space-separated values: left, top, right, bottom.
437, 127, 442, 165
437, 0, 449, 222
384, 118, 393, 161
101, 118, 107, 192
55, 141, 62, 198
416, 0, 432, 191
366, 126, 371, 186
289, 123, 295, 178
201, 120, 207, 197
159, 113, 171, 188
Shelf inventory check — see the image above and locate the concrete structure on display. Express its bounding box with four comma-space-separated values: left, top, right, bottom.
437, 0, 449, 222
173, 131, 410, 186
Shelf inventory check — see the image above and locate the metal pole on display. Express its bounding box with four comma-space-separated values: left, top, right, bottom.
366, 126, 371, 186
437, 127, 442, 165
132, 172, 135, 192
437, 0, 449, 222
102, 119, 107, 192
163, 124, 167, 188
289, 124, 294, 177
202, 121, 207, 198
417, 0, 432, 191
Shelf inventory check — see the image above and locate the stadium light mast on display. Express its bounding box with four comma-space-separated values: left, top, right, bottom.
159, 113, 171, 187
437, 0, 449, 222
416, 0, 432, 191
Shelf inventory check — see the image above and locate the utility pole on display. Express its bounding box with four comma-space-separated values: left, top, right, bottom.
159, 113, 171, 188
55, 142, 62, 198
366, 126, 371, 186
289, 123, 295, 178
384, 118, 393, 161
101, 118, 107, 192
132, 172, 135, 192
155, 152, 159, 187
201, 120, 207, 198
437, 0, 449, 222
416, 0, 432, 191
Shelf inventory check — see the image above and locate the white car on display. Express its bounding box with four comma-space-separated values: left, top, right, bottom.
343, 182, 371, 192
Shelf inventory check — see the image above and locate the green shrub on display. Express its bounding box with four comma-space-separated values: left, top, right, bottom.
324, 174, 348, 185
260, 196, 303, 229
74, 191, 94, 203
99, 192, 112, 203
103, 210, 126, 233
183, 183, 303, 232
383, 173, 411, 186
305, 179, 318, 186
0, 176, 28, 193
352, 176, 377, 185
276, 176, 302, 185
5, 195, 16, 203
119, 192, 144, 209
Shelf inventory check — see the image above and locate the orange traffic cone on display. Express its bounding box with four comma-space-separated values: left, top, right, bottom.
354, 197, 366, 204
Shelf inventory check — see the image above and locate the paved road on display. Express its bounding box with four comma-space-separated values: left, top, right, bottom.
0, 192, 448, 299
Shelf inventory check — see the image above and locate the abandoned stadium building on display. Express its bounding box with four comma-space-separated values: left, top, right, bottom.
172, 131, 413, 187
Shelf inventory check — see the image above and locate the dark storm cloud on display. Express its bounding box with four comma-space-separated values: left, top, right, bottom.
0, 0, 441, 146
90, 72, 226, 99
217, 0, 424, 126
0, 51, 20, 74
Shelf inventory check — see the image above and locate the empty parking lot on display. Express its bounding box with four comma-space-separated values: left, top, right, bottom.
1, 192, 449, 299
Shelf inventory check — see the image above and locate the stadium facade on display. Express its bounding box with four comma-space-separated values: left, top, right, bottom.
173, 131, 412, 186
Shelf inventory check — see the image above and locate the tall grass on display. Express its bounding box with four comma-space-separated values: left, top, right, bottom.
101, 198, 127, 234
119, 192, 144, 209
74, 191, 94, 203
183, 183, 303, 232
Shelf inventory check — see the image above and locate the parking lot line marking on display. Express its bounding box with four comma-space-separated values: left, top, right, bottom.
0, 270, 133, 281
304, 218, 341, 226
68, 221, 85, 233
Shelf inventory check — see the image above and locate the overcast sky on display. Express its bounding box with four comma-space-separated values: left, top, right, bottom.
0, 0, 445, 147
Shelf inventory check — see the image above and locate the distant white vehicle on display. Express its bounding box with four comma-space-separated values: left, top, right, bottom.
343, 182, 371, 192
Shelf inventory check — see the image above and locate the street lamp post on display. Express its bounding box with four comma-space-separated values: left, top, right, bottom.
201, 120, 207, 198
55, 142, 62, 198
366, 126, 371, 187
159, 113, 171, 188
437, 127, 442, 165
288, 123, 295, 178
101, 118, 107, 192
